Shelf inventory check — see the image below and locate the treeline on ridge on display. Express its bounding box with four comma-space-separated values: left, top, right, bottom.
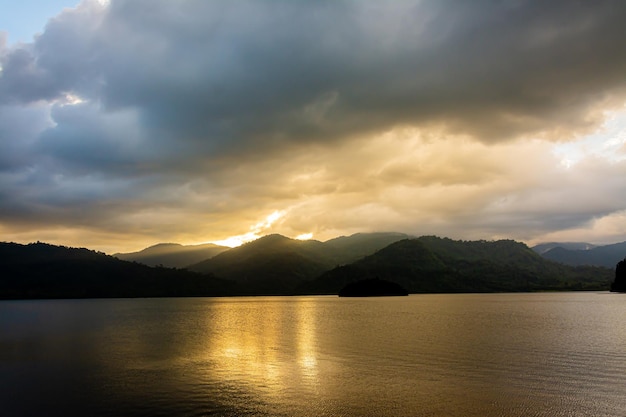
299, 237, 611, 294
0, 234, 617, 300
0, 242, 237, 299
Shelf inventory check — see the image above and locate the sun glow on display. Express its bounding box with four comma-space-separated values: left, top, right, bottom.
211, 210, 286, 247
296, 233, 313, 240
212, 236, 249, 248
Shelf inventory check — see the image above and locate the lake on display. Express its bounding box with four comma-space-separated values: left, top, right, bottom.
1, 292, 626, 416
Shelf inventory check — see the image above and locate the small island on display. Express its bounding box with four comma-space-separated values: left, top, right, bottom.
338, 278, 409, 297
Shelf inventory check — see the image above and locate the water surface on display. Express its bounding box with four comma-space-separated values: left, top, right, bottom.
1, 293, 626, 416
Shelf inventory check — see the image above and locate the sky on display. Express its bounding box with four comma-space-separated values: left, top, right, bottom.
1, 0, 626, 254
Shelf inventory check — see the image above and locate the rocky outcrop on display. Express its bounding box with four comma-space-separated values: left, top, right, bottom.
610, 258, 626, 292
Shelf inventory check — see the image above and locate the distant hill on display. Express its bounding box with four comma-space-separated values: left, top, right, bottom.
0, 242, 237, 299
538, 241, 626, 268
531, 242, 597, 255
114, 242, 228, 268
299, 237, 612, 294
187, 232, 413, 294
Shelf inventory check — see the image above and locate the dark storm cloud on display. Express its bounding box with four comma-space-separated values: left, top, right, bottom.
35, 102, 148, 174
95, 0, 626, 149
1, 0, 626, 250
2, 0, 625, 164
0, 104, 51, 170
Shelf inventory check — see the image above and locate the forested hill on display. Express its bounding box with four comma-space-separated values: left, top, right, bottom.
0, 242, 237, 299
299, 237, 613, 294
187, 234, 336, 295
1, 236, 615, 299
186, 233, 411, 294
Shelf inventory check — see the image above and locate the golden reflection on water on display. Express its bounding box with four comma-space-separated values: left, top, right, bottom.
4, 294, 626, 416
295, 298, 319, 381
206, 297, 320, 399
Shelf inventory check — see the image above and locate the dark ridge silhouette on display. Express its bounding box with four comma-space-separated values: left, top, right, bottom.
0, 242, 239, 300
1, 235, 615, 299
187, 234, 332, 295
610, 258, 626, 292
300, 237, 612, 294
338, 278, 408, 297
186, 233, 411, 295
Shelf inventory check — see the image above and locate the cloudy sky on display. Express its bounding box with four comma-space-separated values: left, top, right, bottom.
1, 0, 626, 253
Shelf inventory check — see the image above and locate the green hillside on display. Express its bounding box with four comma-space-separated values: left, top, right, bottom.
300, 237, 612, 294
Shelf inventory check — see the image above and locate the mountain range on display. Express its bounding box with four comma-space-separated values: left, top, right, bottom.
114, 232, 411, 270
300, 237, 611, 294
187, 233, 412, 294
532, 241, 626, 268
1, 233, 617, 299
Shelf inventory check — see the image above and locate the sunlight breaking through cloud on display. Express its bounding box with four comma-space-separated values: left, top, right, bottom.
212, 211, 287, 247
552, 107, 626, 166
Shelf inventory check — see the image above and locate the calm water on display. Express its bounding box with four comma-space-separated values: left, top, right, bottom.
1, 293, 626, 416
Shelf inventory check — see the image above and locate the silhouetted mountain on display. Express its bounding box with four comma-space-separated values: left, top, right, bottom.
114, 242, 228, 268
532, 242, 596, 255
300, 237, 612, 294
187, 234, 334, 294
2, 235, 614, 299
539, 241, 626, 268
187, 233, 415, 294
0, 242, 238, 299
